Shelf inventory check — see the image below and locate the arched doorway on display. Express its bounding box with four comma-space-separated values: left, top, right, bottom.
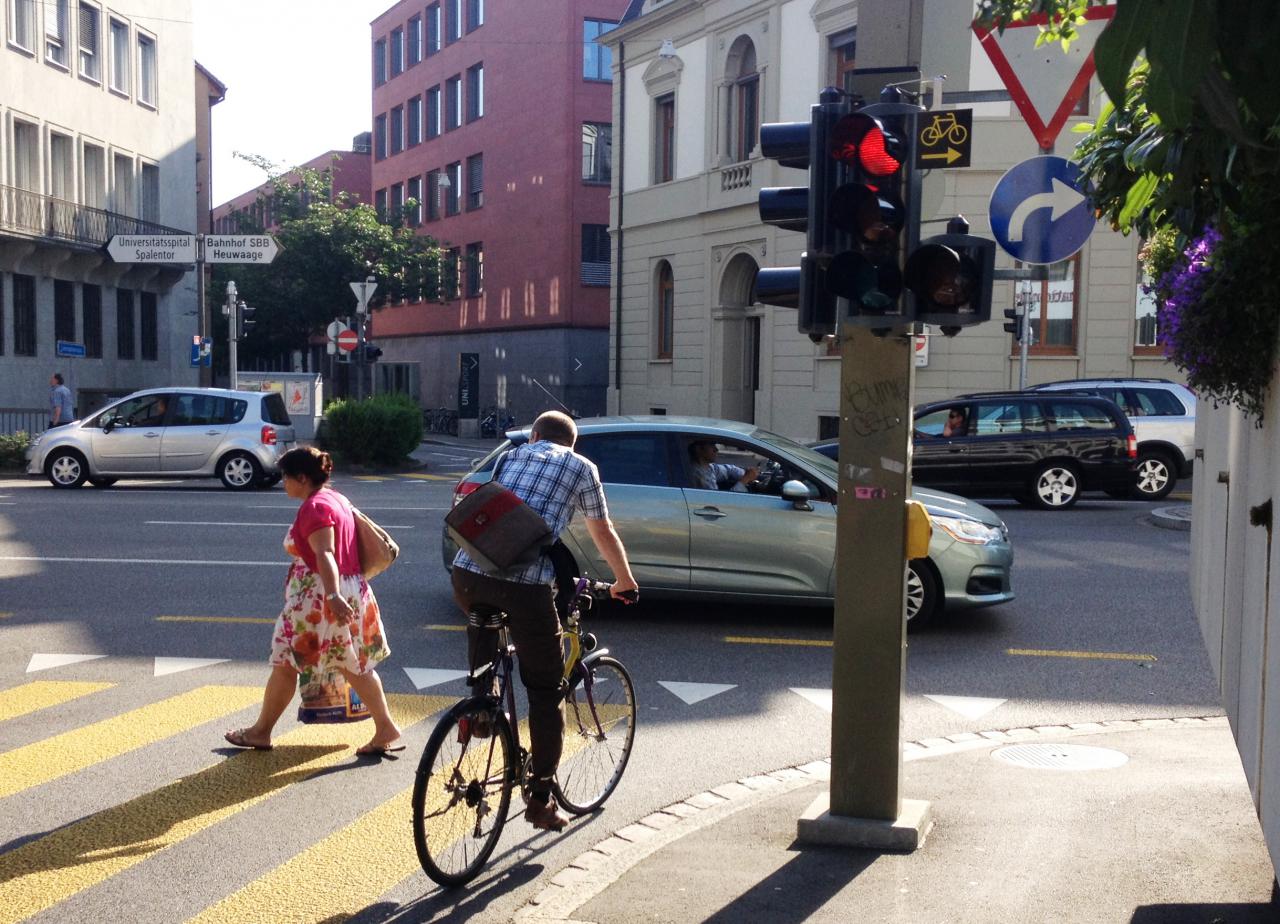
713, 252, 761, 424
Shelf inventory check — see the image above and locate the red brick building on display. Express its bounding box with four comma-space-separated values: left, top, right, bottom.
370, 0, 626, 419
211, 143, 372, 233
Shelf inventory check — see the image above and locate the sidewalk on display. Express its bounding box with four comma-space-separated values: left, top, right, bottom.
517, 717, 1277, 924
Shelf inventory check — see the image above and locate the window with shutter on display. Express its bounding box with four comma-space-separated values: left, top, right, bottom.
465, 242, 483, 296
78, 2, 99, 80
581, 224, 610, 286
45, 0, 69, 66
466, 154, 483, 210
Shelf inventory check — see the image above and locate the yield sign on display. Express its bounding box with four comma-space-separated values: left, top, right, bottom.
972, 5, 1115, 150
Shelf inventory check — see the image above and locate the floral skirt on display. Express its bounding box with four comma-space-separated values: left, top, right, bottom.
269, 561, 390, 676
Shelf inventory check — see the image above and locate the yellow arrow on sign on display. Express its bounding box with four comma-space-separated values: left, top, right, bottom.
921, 147, 964, 165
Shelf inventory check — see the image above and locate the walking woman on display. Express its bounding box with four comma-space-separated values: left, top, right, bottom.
225, 446, 403, 755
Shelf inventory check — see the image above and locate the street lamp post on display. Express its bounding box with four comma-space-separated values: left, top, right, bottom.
224, 280, 238, 390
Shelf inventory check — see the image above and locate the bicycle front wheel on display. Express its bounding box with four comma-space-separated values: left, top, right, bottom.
413, 700, 515, 887
554, 655, 636, 814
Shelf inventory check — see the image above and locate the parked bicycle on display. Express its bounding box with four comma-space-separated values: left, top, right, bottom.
412, 576, 638, 887
479, 407, 516, 439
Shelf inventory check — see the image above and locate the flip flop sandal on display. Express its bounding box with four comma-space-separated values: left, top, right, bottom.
225, 729, 273, 751
356, 741, 407, 756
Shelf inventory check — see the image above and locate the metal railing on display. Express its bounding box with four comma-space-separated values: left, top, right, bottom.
0, 185, 191, 249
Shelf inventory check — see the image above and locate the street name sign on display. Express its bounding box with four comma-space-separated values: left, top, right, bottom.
56, 340, 86, 358
205, 234, 280, 264
989, 155, 1095, 265
106, 234, 196, 263
972, 5, 1115, 150
337, 329, 359, 352
914, 109, 972, 169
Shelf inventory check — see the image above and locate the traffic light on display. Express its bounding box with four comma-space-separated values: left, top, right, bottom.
363, 344, 383, 363
903, 215, 995, 335
235, 301, 255, 339
1003, 305, 1025, 341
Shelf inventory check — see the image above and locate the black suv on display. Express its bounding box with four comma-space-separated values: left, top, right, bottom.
912, 392, 1137, 510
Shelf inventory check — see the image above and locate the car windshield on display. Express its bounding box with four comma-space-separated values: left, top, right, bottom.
751, 428, 838, 480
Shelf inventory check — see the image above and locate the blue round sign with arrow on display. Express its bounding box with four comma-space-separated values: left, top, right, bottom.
988, 155, 1095, 265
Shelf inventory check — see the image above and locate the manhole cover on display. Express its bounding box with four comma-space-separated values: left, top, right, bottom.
992, 743, 1128, 771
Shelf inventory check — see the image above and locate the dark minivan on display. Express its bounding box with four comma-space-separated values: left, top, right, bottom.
912, 392, 1137, 510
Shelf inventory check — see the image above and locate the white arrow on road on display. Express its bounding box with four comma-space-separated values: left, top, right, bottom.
923, 693, 1007, 719
658, 681, 736, 705
1007, 177, 1085, 242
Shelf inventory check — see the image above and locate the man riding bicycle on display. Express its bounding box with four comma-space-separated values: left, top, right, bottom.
451, 410, 639, 832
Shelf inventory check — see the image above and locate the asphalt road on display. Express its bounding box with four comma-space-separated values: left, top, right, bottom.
0, 462, 1215, 923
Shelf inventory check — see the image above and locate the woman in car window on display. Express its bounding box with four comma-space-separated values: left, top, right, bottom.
942, 408, 968, 437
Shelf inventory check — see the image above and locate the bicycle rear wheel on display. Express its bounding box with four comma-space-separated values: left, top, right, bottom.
413, 700, 515, 887
554, 655, 636, 814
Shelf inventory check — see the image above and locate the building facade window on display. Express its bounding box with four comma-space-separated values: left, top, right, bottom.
108, 17, 128, 94
1135, 262, 1160, 354
583, 19, 614, 80
407, 15, 421, 66
83, 284, 101, 357
727, 38, 759, 162
465, 242, 483, 296
375, 187, 388, 221
445, 75, 462, 130
137, 33, 155, 106
426, 169, 440, 220
446, 0, 461, 43
77, 2, 99, 81
13, 274, 36, 356
443, 247, 460, 299
9, 0, 35, 50
1013, 255, 1081, 355
426, 85, 441, 138
445, 161, 461, 215
373, 38, 386, 85
374, 113, 387, 160
466, 153, 483, 210
407, 96, 422, 146
12, 120, 38, 191
390, 183, 404, 224
426, 3, 440, 55
390, 105, 404, 155
467, 0, 483, 32
112, 153, 135, 216
115, 288, 134, 358
582, 122, 611, 183
655, 261, 674, 359
407, 174, 422, 225
390, 26, 403, 76
654, 94, 675, 184
50, 133, 75, 200
581, 224, 610, 286
0, 282, 5, 355
466, 62, 483, 122
140, 162, 159, 222
82, 142, 105, 207
830, 29, 856, 94
140, 291, 157, 360
45, 0, 70, 67
54, 280, 75, 343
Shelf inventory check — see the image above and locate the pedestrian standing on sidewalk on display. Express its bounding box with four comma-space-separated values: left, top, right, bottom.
48, 373, 74, 428
225, 446, 404, 756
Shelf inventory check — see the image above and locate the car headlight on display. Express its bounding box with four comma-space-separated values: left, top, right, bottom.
932, 514, 1004, 545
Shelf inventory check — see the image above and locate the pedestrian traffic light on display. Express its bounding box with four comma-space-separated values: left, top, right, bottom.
1003, 305, 1025, 341
235, 301, 255, 339
363, 344, 383, 363
903, 216, 995, 335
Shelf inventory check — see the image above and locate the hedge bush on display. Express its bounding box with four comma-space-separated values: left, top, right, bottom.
322, 394, 423, 467
0, 432, 30, 470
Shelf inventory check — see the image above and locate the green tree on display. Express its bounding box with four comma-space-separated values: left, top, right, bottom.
210, 156, 443, 371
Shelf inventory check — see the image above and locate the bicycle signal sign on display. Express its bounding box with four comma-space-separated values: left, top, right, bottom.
914, 109, 973, 170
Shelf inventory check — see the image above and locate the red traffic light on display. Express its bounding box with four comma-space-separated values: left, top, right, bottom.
830, 113, 902, 177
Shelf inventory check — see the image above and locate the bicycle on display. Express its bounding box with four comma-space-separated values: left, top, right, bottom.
412, 577, 638, 887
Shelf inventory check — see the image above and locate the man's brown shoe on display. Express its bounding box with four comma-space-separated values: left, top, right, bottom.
524, 797, 568, 832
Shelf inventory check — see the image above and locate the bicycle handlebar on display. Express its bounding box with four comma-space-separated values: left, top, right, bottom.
584, 579, 638, 604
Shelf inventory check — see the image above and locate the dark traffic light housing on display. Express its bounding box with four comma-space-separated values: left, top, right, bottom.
363, 344, 383, 363
1003, 305, 1025, 341
904, 216, 995, 335
235, 301, 255, 340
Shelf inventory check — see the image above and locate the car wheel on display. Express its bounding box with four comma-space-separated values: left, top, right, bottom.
1029, 462, 1080, 510
87, 477, 118, 488
906, 560, 939, 628
218, 451, 262, 490
46, 450, 88, 489
1132, 451, 1176, 501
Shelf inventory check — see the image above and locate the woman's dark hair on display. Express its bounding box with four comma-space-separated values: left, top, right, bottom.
279, 446, 333, 485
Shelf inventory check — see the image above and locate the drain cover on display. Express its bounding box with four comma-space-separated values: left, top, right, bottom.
992, 743, 1128, 771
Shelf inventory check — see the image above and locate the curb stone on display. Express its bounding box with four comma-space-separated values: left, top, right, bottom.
512, 714, 1228, 924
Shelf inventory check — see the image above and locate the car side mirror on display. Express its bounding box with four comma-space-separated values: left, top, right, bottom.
781, 479, 814, 511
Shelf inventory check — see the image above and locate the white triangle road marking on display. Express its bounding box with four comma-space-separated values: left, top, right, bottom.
154, 657, 230, 677
26, 652, 107, 673
403, 667, 470, 690
790, 687, 832, 713
657, 681, 736, 706
923, 693, 1007, 720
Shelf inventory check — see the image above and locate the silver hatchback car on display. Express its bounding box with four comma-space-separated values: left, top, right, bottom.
26, 387, 297, 490
441, 417, 1014, 626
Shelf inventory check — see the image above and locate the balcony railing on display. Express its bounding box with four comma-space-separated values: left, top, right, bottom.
0, 184, 191, 249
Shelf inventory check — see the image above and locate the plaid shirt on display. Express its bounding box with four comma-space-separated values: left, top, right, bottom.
454, 440, 609, 585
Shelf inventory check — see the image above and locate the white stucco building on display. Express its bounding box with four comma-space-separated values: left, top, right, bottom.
1, 0, 199, 426
601, 0, 1181, 442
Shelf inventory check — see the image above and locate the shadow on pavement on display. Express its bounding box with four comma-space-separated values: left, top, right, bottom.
702, 846, 877, 924
1130, 902, 1278, 923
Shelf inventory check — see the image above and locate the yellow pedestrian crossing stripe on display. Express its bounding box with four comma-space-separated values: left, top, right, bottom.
0, 692, 452, 924
401, 472, 460, 481
0, 680, 115, 724
0, 685, 264, 801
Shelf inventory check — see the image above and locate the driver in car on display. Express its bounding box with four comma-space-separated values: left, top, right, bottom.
689, 440, 759, 491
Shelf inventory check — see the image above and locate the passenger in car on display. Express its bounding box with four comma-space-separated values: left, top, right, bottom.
688, 440, 759, 491
942, 407, 968, 437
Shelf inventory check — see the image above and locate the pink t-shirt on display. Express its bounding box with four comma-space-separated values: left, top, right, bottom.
291, 488, 360, 576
